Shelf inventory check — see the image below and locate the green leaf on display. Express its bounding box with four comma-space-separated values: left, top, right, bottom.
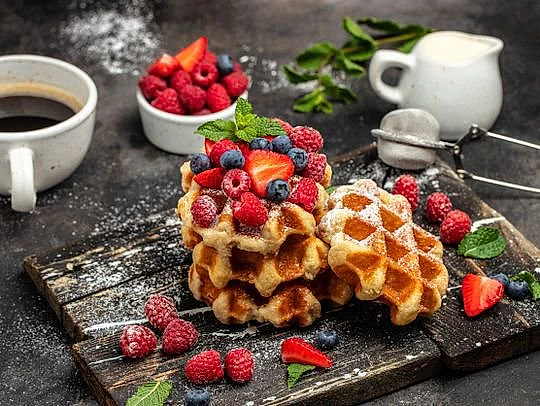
282, 65, 319, 84
293, 89, 333, 114
342, 40, 376, 62
235, 97, 256, 129
356, 17, 432, 35
320, 75, 357, 104
342, 17, 376, 47
125, 380, 172, 406
296, 41, 337, 70
287, 363, 316, 389
326, 186, 337, 194
195, 119, 237, 142
333, 52, 366, 77
457, 227, 506, 259
398, 36, 423, 53
511, 271, 540, 300
236, 126, 259, 142
252, 116, 287, 137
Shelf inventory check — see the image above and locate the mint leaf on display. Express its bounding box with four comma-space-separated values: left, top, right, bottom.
333, 53, 366, 77
511, 271, 540, 300
126, 380, 172, 406
195, 119, 237, 142
342, 40, 376, 62
342, 17, 376, 47
296, 41, 337, 70
326, 186, 337, 194
320, 75, 357, 104
287, 363, 316, 389
236, 126, 258, 142
293, 89, 333, 114
252, 116, 286, 137
235, 97, 255, 129
356, 17, 432, 36
457, 227, 506, 259
282, 66, 318, 84
398, 37, 422, 53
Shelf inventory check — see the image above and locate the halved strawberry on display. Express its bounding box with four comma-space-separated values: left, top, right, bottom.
462, 274, 504, 317
281, 337, 332, 368
244, 150, 294, 197
205, 139, 215, 156
193, 167, 226, 189
148, 54, 180, 77
175, 36, 208, 72
237, 141, 250, 157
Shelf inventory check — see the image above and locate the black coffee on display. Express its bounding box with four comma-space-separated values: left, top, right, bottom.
0, 95, 76, 132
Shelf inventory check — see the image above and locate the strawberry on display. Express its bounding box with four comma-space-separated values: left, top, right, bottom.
244, 150, 294, 197
281, 337, 332, 368
148, 54, 180, 78
193, 167, 226, 189
205, 139, 215, 156
461, 274, 504, 317
175, 36, 208, 72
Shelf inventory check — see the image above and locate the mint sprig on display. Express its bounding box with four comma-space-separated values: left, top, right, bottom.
287, 363, 316, 389
282, 17, 432, 114
125, 380, 172, 406
511, 271, 540, 300
195, 97, 285, 142
457, 227, 506, 259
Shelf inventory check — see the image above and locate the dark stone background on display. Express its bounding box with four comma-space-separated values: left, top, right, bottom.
0, 0, 538, 404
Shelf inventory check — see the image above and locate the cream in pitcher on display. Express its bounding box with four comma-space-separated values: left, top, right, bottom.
368, 31, 504, 140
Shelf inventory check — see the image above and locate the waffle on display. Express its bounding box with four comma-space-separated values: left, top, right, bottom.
318, 179, 448, 325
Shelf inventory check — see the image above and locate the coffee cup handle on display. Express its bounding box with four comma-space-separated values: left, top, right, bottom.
368, 50, 415, 105
9, 147, 36, 212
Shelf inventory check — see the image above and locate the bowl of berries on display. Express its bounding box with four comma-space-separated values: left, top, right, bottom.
137, 36, 249, 154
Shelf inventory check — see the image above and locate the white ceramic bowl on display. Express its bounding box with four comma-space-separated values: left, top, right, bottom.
136, 89, 247, 155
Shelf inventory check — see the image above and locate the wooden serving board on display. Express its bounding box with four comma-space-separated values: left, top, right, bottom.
24, 146, 540, 405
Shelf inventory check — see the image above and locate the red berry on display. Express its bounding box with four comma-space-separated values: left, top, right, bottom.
207, 83, 231, 112
203, 49, 218, 64
233, 192, 268, 227
193, 167, 226, 189
169, 70, 192, 93
175, 36, 208, 73
191, 195, 218, 227
222, 169, 251, 199
237, 141, 251, 157
139, 75, 166, 100
192, 108, 211, 116
289, 126, 323, 153
425, 192, 453, 223
208, 139, 238, 166
148, 53, 181, 77
288, 178, 319, 212
178, 84, 206, 114
205, 139, 215, 155
244, 150, 295, 197
224, 348, 254, 383
144, 294, 179, 331
273, 118, 293, 135
119, 325, 157, 358
439, 209, 472, 245
392, 175, 419, 211
191, 61, 219, 87
222, 72, 249, 97
281, 337, 332, 368
184, 349, 224, 384
462, 274, 504, 317
301, 153, 327, 183
233, 61, 243, 73
151, 88, 184, 114
162, 319, 199, 355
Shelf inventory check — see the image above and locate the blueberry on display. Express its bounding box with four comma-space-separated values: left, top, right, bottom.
250, 137, 273, 151
217, 54, 234, 75
271, 135, 292, 154
287, 147, 308, 171
507, 280, 530, 300
266, 179, 290, 202
185, 388, 210, 406
490, 273, 510, 289
316, 330, 339, 350
190, 153, 212, 174
220, 149, 245, 169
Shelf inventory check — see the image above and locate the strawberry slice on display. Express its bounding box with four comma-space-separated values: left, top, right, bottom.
193, 167, 226, 189
244, 150, 294, 197
281, 337, 332, 368
148, 54, 180, 77
462, 274, 504, 317
175, 36, 208, 72
204, 139, 215, 156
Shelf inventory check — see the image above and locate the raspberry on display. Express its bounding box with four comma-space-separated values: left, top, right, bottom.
222, 72, 249, 97
119, 325, 157, 358
184, 350, 224, 384
162, 319, 199, 355
273, 118, 293, 135
301, 153, 327, 183
392, 174, 419, 211
191, 195, 218, 227
224, 348, 254, 383
139, 75, 166, 100
178, 84, 207, 114
144, 294, 179, 331
193, 167, 226, 189
209, 139, 239, 166
169, 70, 192, 93
151, 88, 184, 114
222, 169, 251, 199
203, 49, 218, 64
233, 192, 268, 227
289, 126, 323, 153
288, 178, 318, 211
439, 209, 472, 245
207, 83, 231, 112
193, 108, 211, 116
191, 61, 219, 87
233, 61, 243, 73
425, 192, 453, 223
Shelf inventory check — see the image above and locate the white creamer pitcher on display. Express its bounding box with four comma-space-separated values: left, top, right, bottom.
369, 31, 504, 140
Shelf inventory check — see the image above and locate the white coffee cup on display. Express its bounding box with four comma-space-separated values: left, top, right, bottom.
0, 55, 98, 212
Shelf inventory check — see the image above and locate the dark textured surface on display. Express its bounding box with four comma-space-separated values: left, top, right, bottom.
1, 0, 539, 405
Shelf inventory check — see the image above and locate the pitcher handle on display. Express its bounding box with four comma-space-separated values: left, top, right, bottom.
9, 147, 36, 212
368, 50, 415, 105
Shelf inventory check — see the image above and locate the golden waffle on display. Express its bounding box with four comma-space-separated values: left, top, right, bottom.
318, 179, 448, 325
